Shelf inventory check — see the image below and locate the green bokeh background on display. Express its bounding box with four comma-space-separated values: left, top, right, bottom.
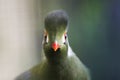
38, 0, 120, 80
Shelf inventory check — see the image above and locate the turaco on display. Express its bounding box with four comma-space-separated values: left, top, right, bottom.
15, 10, 90, 80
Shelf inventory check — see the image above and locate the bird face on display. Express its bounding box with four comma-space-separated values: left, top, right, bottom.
43, 29, 68, 56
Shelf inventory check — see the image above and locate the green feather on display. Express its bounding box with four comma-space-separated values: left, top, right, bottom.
45, 10, 68, 32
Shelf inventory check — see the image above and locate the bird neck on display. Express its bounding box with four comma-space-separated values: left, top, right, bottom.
49, 50, 73, 65
46, 49, 68, 65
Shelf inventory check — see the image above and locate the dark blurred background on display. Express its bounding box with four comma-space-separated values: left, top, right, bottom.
0, 0, 120, 80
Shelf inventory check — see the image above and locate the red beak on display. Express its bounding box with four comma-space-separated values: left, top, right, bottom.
51, 42, 60, 51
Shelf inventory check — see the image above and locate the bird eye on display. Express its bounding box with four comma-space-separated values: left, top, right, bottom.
64, 33, 67, 40
63, 32, 67, 44
44, 30, 48, 43
44, 34, 49, 43
44, 35, 47, 42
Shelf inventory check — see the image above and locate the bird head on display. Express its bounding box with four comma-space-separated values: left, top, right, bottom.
42, 10, 69, 61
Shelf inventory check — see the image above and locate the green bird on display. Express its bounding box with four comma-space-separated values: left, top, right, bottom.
15, 10, 90, 80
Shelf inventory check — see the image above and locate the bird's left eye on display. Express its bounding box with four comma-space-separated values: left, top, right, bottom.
64, 33, 67, 40
63, 32, 67, 44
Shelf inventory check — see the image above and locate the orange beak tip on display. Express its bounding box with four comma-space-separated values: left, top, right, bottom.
52, 42, 60, 52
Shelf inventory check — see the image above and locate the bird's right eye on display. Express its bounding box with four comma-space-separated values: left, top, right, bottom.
44, 31, 49, 43
44, 35, 47, 42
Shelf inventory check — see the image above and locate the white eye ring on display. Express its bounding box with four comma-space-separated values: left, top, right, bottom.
62, 33, 67, 43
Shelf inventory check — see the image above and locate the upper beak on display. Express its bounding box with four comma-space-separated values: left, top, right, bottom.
51, 41, 60, 51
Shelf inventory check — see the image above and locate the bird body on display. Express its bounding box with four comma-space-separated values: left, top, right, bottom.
15, 10, 90, 80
